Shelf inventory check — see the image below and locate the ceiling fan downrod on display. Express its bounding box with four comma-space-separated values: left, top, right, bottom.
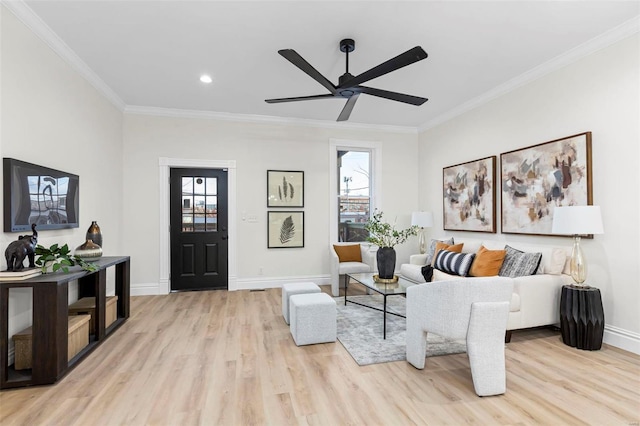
339, 38, 355, 88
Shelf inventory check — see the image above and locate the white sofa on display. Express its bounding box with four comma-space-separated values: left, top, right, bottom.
399, 238, 573, 340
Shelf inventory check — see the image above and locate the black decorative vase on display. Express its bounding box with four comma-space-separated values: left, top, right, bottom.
376, 247, 396, 279
86, 221, 103, 248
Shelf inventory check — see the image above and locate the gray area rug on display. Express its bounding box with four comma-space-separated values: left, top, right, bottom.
336, 295, 466, 366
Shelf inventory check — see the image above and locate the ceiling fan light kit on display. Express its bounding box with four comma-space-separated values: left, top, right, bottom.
265, 38, 428, 122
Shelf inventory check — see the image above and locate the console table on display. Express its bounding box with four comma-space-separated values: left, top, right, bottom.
559, 284, 604, 350
0, 256, 130, 389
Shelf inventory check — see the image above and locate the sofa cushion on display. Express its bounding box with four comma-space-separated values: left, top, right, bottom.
499, 245, 542, 277
458, 238, 484, 254
504, 242, 569, 275
432, 241, 464, 265
469, 245, 507, 277
424, 238, 454, 265
433, 249, 476, 277
333, 244, 362, 263
433, 268, 459, 281
547, 247, 569, 275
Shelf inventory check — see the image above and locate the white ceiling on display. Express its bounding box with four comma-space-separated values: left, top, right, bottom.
13, 1, 640, 129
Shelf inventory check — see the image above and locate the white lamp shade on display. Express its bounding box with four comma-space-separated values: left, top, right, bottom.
411, 211, 433, 228
552, 206, 604, 235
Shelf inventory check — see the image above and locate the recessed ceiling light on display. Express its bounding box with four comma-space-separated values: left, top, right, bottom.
200, 74, 213, 84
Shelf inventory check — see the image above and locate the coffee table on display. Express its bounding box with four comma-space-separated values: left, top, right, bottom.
345, 272, 416, 339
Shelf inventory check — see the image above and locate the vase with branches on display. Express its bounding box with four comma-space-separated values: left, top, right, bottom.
365, 210, 418, 279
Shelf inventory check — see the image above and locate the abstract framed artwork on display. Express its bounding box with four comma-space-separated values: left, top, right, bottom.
500, 132, 592, 236
268, 211, 304, 248
443, 156, 496, 233
267, 170, 304, 207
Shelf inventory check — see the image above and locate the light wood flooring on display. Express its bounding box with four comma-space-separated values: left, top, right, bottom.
1, 287, 639, 425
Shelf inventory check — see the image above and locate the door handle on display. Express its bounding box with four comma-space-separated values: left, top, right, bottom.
221, 234, 228, 240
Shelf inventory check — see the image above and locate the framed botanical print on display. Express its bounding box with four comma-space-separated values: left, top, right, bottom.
268, 211, 304, 248
500, 132, 592, 236
267, 170, 304, 207
443, 156, 496, 233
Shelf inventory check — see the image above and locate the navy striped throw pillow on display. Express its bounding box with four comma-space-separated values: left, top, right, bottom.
433, 249, 476, 277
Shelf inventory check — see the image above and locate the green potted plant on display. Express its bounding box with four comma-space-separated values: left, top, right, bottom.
35, 243, 99, 274
365, 210, 418, 279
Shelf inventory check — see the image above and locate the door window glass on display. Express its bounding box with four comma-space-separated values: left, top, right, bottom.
182, 177, 217, 232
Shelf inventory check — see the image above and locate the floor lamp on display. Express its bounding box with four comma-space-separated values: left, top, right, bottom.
551, 206, 604, 286
411, 211, 434, 254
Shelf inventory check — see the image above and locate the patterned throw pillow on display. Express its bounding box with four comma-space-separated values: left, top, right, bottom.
431, 241, 464, 266
498, 245, 542, 277
424, 237, 454, 265
433, 249, 476, 277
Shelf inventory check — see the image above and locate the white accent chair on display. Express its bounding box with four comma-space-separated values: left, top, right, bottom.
329, 243, 376, 297
406, 277, 513, 396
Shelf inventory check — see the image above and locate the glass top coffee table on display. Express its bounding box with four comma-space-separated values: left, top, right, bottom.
345, 272, 416, 339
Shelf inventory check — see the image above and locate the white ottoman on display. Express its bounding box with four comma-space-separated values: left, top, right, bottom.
289, 292, 336, 346
282, 282, 321, 324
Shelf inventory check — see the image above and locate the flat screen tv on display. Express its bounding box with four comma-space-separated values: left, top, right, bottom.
3, 158, 79, 232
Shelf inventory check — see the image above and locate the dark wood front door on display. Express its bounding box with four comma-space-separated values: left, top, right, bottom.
170, 168, 228, 291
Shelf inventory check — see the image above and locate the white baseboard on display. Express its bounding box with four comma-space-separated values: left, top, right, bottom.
604, 325, 640, 355
131, 275, 331, 295
235, 274, 331, 290
131, 282, 161, 296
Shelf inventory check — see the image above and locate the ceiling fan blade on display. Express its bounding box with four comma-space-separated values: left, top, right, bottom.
279, 49, 337, 94
339, 46, 428, 88
358, 86, 428, 106
337, 94, 360, 122
265, 94, 336, 103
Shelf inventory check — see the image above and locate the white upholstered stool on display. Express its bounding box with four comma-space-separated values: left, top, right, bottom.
289, 292, 336, 346
281, 282, 321, 324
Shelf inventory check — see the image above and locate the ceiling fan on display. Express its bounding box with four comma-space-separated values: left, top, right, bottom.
265, 39, 429, 122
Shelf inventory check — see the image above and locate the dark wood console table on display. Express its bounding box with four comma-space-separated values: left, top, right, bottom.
1, 256, 130, 389
559, 284, 604, 350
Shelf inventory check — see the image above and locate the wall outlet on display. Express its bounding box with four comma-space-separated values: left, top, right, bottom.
258, 267, 263, 275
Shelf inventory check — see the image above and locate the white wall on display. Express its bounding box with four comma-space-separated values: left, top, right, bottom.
122, 114, 420, 293
418, 34, 640, 352
5, 2, 636, 355
1, 6, 124, 351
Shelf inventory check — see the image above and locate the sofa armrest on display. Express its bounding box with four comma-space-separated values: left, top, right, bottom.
512, 274, 572, 328
409, 253, 428, 265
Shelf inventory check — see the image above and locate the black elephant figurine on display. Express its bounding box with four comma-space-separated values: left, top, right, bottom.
4, 224, 38, 271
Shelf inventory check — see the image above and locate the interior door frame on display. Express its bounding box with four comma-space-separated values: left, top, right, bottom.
159, 157, 237, 294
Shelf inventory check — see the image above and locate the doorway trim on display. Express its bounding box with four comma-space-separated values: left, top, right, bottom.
159, 157, 237, 294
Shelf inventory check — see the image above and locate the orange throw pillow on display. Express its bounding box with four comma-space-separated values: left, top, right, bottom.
469, 245, 507, 277
431, 242, 464, 265
333, 244, 362, 263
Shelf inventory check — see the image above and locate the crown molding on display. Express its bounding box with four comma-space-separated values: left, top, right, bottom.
5, 0, 636, 134
418, 14, 640, 133
124, 105, 418, 134
3, 0, 126, 111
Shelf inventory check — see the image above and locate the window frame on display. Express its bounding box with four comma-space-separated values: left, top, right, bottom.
329, 139, 382, 243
